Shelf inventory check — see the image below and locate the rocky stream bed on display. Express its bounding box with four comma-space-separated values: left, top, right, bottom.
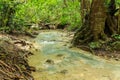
28, 30, 120, 80
0, 30, 120, 80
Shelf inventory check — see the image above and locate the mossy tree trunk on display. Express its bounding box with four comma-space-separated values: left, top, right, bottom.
118, 9, 120, 34
72, 0, 119, 46
80, 0, 90, 23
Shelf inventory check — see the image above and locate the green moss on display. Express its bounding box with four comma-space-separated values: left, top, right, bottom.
88, 41, 102, 49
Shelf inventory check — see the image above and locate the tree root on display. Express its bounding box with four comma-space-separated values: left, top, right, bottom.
0, 40, 34, 80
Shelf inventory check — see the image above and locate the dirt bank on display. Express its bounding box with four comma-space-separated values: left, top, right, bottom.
0, 34, 35, 80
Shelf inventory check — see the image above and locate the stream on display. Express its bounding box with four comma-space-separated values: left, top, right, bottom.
28, 30, 120, 80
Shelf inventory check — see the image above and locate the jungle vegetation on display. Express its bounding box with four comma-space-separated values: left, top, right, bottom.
0, 0, 120, 79
0, 0, 120, 50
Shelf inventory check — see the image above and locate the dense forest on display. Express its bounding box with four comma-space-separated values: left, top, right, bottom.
0, 0, 120, 80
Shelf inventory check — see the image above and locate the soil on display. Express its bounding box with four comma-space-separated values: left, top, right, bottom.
94, 50, 120, 60
0, 34, 35, 80
75, 42, 120, 61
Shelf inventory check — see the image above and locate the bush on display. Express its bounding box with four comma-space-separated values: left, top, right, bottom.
0, 0, 16, 32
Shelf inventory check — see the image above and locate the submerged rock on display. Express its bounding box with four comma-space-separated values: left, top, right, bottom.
45, 59, 54, 65
56, 54, 64, 57
60, 69, 68, 74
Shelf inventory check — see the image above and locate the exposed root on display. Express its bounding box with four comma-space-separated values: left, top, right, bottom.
0, 39, 34, 80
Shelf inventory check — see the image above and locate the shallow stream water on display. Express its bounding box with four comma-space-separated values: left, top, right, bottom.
29, 30, 120, 80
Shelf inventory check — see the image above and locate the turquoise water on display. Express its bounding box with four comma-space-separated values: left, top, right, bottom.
29, 30, 120, 80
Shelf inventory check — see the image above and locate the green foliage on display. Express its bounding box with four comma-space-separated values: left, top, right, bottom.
0, 0, 82, 32
15, 0, 81, 31
111, 41, 120, 50
88, 42, 102, 49
1, 0, 120, 33
116, 0, 120, 7
112, 34, 120, 40
0, 0, 24, 33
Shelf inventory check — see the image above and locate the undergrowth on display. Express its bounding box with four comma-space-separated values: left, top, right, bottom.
1, 0, 120, 32
0, 0, 82, 32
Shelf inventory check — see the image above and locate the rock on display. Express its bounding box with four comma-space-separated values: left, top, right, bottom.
63, 44, 67, 46
68, 45, 73, 48
31, 24, 39, 29
60, 69, 68, 74
56, 54, 64, 57
49, 24, 56, 29
27, 66, 36, 72
45, 59, 54, 65
115, 58, 119, 61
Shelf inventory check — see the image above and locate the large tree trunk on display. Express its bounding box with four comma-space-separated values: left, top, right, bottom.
90, 0, 107, 41
118, 9, 120, 34
80, 0, 90, 23
72, 0, 119, 46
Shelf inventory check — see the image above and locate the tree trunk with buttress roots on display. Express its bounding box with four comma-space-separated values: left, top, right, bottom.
72, 0, 119, 46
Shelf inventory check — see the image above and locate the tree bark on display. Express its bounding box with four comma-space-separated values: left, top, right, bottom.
118, 9, 120, 34
72, 0, 119, 46
80, 0, 90, 23
63, 0, 67, 7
